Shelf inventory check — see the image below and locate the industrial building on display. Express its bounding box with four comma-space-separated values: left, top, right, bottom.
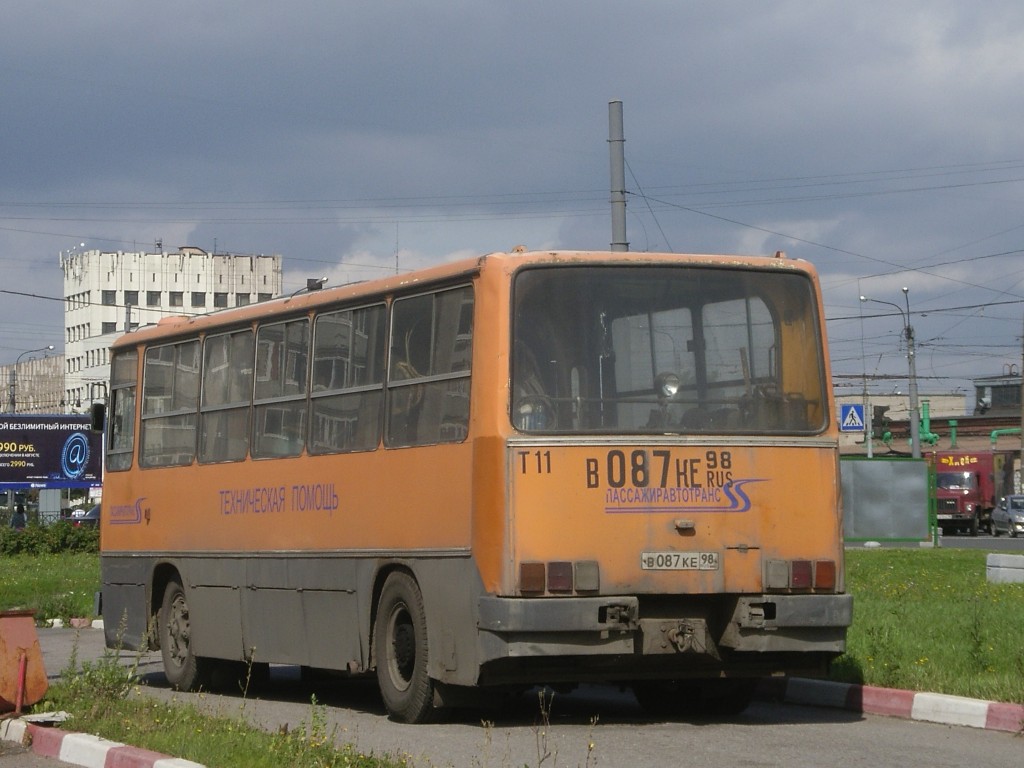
59, 246, 282, 411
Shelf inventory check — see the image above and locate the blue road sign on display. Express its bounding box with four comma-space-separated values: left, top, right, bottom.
839, 403, 865, 432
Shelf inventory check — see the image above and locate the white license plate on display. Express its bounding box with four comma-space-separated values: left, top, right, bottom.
641, 551, 720, 570
937, 514, 953, 520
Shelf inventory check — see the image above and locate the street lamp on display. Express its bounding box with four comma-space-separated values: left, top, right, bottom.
860, 289, 920, 458
9, 345, 55, 414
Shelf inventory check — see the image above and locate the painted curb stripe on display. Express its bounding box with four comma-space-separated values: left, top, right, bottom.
985, 701, 1024, 733
855, 685, 916, 718
775, 679, 1024, 733
59, 732, 125, 767
18, 722, 207, 768
910, 692, 991, 729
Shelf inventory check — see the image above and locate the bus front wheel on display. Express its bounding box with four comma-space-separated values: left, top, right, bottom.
159, 579, 208, 691
374, 572, 439, 723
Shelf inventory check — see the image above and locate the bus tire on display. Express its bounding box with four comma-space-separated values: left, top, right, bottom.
374, 571, 439, 723
159, 579, 208, 691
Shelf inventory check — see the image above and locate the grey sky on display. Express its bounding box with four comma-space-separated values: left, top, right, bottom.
3, 2, 1024, 406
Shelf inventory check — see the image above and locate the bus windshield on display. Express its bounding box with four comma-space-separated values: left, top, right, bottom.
512, 265, 827, 435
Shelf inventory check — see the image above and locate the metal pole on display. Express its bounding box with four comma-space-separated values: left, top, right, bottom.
859, 283, 872, 458
903, 287, 921, 459
860, 293, 920, 458
608, 100, 628, 252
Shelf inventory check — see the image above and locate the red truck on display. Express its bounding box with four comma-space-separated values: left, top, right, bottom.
931, 450, 1016, 536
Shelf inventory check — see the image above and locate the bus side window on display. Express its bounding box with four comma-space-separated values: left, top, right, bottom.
310, 304, 386, 454
106, 349, 138, 471
253, 319, 310, 458
386, 286, 473, 447
199, 330, 254, 463
140, 341, 199, 467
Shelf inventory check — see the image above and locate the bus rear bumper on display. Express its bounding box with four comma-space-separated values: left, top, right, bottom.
719, 593, 853, 653
476, 593, 852, 661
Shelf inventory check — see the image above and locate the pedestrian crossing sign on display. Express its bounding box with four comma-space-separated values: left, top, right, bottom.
839, 404, 865, 432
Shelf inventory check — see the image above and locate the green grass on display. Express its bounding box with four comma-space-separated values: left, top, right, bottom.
833, 548, 1024, 702
0, 550, 99, 623
43, 647, 409, 767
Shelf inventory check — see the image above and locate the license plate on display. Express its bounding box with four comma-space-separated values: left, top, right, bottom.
937, 514, 953, 520
641, 551, 720, 570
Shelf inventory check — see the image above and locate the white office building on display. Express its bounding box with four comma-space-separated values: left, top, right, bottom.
61, 246, 283, 409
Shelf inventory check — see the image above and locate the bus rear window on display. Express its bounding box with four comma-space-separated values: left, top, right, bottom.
511, 266, 827, 435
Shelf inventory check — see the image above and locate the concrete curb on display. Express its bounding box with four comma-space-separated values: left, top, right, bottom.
0, 718, 205, 768
758, 677, 1024, 733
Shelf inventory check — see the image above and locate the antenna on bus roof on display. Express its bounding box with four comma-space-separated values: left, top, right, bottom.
291, 277, 328, 297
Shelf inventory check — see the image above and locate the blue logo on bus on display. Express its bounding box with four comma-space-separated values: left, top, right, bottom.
61, 433, 90, 479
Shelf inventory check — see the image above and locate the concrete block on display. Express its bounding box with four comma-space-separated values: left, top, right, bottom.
986, 553, 1024, 583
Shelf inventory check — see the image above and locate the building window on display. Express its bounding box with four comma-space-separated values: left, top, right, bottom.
236, 294, 251, 307
102, 322, 117, 334
170, 292, 183, 307
214, 293, 228, 308
147, 291, 161, 306
125, 290, 139, 305
191, 292, 206, 308
258, 293, 272, 303
102, 290, 116, 306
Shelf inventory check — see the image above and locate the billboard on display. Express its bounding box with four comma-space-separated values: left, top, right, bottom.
0, 415, 102, 489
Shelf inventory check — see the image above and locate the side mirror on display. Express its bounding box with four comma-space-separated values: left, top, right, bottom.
90, 402, 106, 432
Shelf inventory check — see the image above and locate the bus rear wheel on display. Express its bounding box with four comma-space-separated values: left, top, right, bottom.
374, 572, 439, 723
159, 579, 208, 691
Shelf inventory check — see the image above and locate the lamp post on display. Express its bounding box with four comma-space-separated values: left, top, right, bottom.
10, 345, 55, 414
860, 289, 920, 458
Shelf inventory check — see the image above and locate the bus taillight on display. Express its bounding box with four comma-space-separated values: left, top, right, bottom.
814, 559, 837, 590
791, 560, 813, 589
519, 561, 601, 595
765, 559, 837, 592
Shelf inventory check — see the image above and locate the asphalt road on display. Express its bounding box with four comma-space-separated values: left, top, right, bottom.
0, 741, 75, 768
938, 531, 1024, 551
22, 627, 1024, 768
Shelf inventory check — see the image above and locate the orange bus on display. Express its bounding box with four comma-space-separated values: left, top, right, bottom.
96, 248, 851, 722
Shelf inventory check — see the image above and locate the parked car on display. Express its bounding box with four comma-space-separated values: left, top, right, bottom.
991, 495, 1024, 538
71, 504, 100, 528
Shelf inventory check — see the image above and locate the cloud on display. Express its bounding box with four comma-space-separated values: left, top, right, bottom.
2, 2, 1024, 398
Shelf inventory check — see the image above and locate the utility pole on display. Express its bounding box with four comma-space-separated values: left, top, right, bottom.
860, 290, 920, 458
608, 100, 628, 252
903, 287, 921, 459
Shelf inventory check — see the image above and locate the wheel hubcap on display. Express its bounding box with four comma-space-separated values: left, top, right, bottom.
168, 594, 190, 667
386, 604, 415, 691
